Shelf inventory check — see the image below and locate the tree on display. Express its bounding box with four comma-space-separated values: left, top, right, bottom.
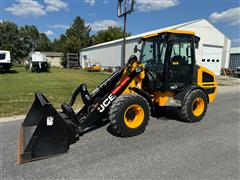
0, 17, 132, 66
19, 25, 40, 49
57, 16, 91, 67
52, 35, 67, 52
0, 21, 27, 62
66, 16, 91, 48
92, 27, 131, 45
36, 33, 52, 52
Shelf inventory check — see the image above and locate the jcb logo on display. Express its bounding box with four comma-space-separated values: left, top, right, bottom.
98, 94, 116, 113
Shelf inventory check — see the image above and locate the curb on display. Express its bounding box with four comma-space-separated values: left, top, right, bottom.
0, 115, 26, 123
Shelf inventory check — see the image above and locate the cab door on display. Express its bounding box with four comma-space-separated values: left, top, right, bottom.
166, 35, 195, 90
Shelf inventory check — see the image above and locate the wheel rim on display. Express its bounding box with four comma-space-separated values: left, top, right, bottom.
124, 104, 144, 129
192, 98, 205, 117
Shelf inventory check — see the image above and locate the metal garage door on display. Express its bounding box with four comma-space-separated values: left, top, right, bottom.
229, 54, 240, 71
201, 45, 222, 75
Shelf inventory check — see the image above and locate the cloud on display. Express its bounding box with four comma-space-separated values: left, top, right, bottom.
44, 0, 68, 12
5, 0, 46, 16
5, 0, 68, 16
44, 30, 54, 36
209, 7, 240, 26
0, 19, 2, 23
136, 0, 179, 12
85, 0, 95, 6
49, 24, 69, 29
103, 0, 109, 4
89, 19, 119, 32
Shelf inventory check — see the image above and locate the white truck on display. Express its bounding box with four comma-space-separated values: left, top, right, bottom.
0, 50, 11, 71
28, 52, 49, 72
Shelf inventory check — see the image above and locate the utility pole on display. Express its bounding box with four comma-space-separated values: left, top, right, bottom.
118, 0, 135, 66
122, 0, 127, 67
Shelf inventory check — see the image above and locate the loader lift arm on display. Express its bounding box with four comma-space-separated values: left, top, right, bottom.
18, 55, 144, 164
76, 56, 146, 131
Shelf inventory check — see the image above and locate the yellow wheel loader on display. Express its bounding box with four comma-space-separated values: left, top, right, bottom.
18, 30, 217, 164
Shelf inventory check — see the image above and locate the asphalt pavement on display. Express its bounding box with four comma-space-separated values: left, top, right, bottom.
0, 89, 239, 180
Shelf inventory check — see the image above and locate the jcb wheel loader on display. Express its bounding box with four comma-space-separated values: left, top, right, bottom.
18, 30, 217, 164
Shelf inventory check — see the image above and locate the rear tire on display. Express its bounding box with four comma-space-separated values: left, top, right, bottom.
109, 94, 150, 137
179, 89, 208, 123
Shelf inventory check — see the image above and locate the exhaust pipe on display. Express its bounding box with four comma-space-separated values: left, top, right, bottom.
18, 92, 79, 164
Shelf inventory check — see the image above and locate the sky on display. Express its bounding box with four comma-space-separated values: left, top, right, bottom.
0, 0, 240, 47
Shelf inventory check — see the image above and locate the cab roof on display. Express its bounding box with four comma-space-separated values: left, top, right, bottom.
143, 29, 195, 39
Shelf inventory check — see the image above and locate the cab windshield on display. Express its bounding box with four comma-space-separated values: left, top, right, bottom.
140, 37, 167, 66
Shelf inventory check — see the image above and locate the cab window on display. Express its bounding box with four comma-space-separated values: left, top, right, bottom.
140, 37, 166, 65
170, 39, 193, 65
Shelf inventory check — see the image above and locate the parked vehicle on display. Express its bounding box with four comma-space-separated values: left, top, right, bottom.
235, 67, 240, 78
28, 52, 50, 72
0, 50, 11, 71
86, 63, 101, 72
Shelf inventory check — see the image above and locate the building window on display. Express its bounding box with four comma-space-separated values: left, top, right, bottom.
83, 55, 87, 60
216, 59, 219, 62
202, 59, 205, 62
207, 59, 210, 62
212, 59, 215, 62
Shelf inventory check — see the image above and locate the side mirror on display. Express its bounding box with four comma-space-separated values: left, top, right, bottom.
195, 42, 199, 49
194, 36, 200, 49
134, 45, 141, 53
134, 45, 138, 53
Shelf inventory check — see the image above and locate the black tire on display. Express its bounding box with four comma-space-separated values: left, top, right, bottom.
36, 67, 41, 73
31, 67, 36, 72
109, 94, 150, 137
179, 89, 208, 123
4, 67, 10, 72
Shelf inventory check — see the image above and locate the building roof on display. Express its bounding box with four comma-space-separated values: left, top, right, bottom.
230, 47, 240, 54
81, 19, 203, 51
0, 50, 10, 53
42, 52, 64, 57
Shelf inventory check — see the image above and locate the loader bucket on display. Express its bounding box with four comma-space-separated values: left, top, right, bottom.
18, 92, 74, 164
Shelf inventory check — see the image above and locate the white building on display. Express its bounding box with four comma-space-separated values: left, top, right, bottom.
80, 19, 231, 75
42, 52, 63, 67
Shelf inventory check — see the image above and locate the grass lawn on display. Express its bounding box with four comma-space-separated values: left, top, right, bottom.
0, 66, 110, 117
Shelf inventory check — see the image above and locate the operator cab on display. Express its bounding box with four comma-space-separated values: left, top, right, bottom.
139, 30, 200, 92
